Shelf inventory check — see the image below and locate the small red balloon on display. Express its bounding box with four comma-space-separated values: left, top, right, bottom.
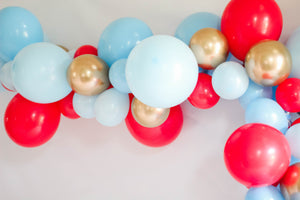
58, 91, 80, 119
188, 73, 220, 109
224, 123, 291, 188
74, 45, 98, 58
276, 78, 300, 112
4, 94, 61, 147
221, 0, 283, 61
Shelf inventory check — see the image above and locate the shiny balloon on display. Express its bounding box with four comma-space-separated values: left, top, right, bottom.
58, 91, 80, 119
286, 124, 300, 159
245, 40, 292, 86
74, 45, 98, 58
189, 28, 229, 70
280, 163, 300, 200
276, 78, 300, 112
67, 54, 109, 96
246, 186, 284, 200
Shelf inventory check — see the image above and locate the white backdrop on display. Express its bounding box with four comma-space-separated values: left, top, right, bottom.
0, 0, 299, 199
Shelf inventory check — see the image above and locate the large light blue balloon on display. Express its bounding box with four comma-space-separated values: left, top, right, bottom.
0, 7, 44, 62
0, 61, 15, 91
246, 186, 284, 200
98, 17, 153, 66
286, 27, 300, 78
212, 61, 249, 100
175, 12, 221, 45
12, 42, 72, 103
286, 124, 300, 159
109, 59, 131, 93
245, 98, 288, 133
94, 88, 129, 127
73, 93, 98, 119
126, 35, 198, 108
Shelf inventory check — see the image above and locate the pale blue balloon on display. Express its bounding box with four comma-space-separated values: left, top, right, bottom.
290, 155, 300, 166
286, 124, 300, 159
0, 61, 16, 91
175, 12, 221, 45
286, 27, 300, 78
12, 42, 72, 103
239, 80, 273, 109
291, 192, 300, 200
246, 186, 284, 200
245, 98, 288, 133
98, 17, 153, 66
94, 88, 129, 127
73, 93, 98, 119
109, 59, 131, 93
212, 61, 249, 100
0, 7, 44, 62
126, 35, 198, 108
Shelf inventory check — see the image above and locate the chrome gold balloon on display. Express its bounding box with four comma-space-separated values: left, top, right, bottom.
131, 97, 170, 128
245, 40, 292, 86
280, 163, 300, 200
67, 54, 109, 96
189, 28, 229, 70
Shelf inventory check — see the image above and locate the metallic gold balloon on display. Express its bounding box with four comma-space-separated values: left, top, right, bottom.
245, 40, 292, 86
280, 163, 300, 200
189, 28, 229, 70
67, 54, 109, 96
131, 97, 170, 128
57, 44, 69, 52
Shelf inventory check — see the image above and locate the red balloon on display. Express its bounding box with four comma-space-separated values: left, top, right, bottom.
58, 91, 80, 119
224, 123, 291, 188
276, 78, 300, 112
74, 45, 98, 58
221, 0, 283, 61
4, 94, 61, 147
188, 73, 220, 109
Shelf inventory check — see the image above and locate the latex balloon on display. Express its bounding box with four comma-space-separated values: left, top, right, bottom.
292, 118, 300, 127
58, 91, 80, 119
224, 123, 291, 188
188, 73, 220, 109
0, 7, 44, 62
98, 17, 153, 66
109, 59, 131, 93
276, 78, 300, 112
221, 0, 283, 61
246, 186, 284, 200
280, 163, 300, 200
72, 93, 98, 119
57, 45, 69, 52
126, 35, 198, 108
189, 28, 229, 70
0, 61, 16, 92
286, 124, 300, 159
245, 40, 291, 86
67, 54, 109, 96
74, 45, 98, 58
12, 42, 72, 103
4, 94, 61, 147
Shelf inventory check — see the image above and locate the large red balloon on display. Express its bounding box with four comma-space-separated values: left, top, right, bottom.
188, 73, 220, 109
276, 78, 300, 112
4, 94, 61, 147
58, 91, 80, 119
74, 45, 98, 58
224, 123, 291, 188
221, 0, 283, 61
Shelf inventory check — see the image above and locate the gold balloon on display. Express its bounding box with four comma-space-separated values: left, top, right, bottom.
57, 44, 69, 52
189, 27, 229, 70
245, 40, 292, 86
67, 54, 109, 96
131, 97, 170, 128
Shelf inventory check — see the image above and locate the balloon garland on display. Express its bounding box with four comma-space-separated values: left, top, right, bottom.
2, 0, 300, 199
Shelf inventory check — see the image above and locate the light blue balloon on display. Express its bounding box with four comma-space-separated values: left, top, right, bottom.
245, 98, 288, 133
98, 17, 153, 66
12, 42, 72, 103
94, 88, 129, 127
126, 35, 198, 108
291, 192, 300, 200
212, 61, 249, 100
286, 28, 300, 78
0, 7, 44, 62
0, 61, 16, 91
239, 80, 273, 109
109, 59, 131, 93
73, 93, 98, 119
290, 155, 300, 166
246, 186, 284, 200
175, 12, 220, 45
286, 124, 300, 159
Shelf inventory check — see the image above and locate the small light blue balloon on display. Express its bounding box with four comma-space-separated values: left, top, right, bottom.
0, 61, 16, 91
286, 124, 300, 159
98, 17, 153, 66
73, 93, 98, 119
290, 155, 300, 166
0, 7, 44, 62
245, 98, 288, 133
286, 28, 300, 78
12, 42, 72, 103
291, 192, 300, 200
246, 186, 284, 200
212, 61, 249, 100
109, 59, 131, 93
239, 80, 273, 109
94, 88, 129, 127
175, 12, 220, 45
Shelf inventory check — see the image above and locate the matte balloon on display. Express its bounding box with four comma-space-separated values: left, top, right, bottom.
286, 28, 300, 78
0, 61, 16, 92
276, 78, 300, 112
286, 124, 300, 159
74, 45, 98, 58
109, 59, 131, 93
4, 94, 61, 147
126, 35, 198, 108
98, 17, 153, 66
58, 91, 80, 119
246, 186, 284, 200
12, 42, 72, 103
224, 123, 291, 188
0, 7, 44, 62
175, 12, 221, 45
73, 93, 98, 119
280, 163, 300, 200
